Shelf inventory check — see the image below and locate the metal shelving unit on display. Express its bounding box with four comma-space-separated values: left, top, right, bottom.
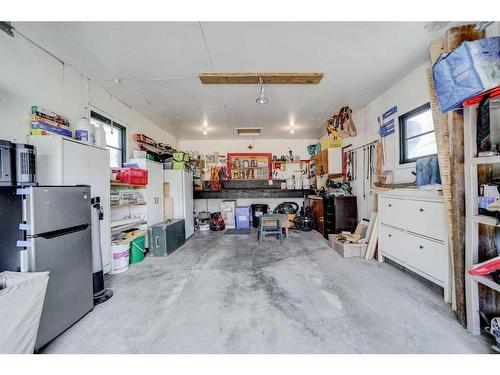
464, 96, 500, 335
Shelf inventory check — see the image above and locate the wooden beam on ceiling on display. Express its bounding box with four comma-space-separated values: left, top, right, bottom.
199, 72, 324, 84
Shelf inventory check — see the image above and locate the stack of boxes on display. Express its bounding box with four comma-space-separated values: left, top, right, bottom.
30, 106, 72, 137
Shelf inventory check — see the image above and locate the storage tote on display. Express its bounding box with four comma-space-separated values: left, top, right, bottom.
433, 37, 500, 112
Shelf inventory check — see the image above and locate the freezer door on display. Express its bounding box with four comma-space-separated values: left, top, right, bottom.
0, 187, 24, 271
27, 186, 91, 236
31, 225, 93, 349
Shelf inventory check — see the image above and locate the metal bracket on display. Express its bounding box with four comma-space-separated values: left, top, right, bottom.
16, 240, 32, 248
16, 188, 30, 195
19, 223, 30, 231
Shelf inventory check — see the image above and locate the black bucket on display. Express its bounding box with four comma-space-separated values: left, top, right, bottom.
250, 204, 269, 228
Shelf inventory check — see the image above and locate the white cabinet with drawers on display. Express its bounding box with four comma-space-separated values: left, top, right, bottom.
377, 190, 451, 302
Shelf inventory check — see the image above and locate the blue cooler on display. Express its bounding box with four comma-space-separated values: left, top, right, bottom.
235, 206, 250, 228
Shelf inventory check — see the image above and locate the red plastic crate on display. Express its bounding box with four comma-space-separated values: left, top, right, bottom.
117, 168, 148, 185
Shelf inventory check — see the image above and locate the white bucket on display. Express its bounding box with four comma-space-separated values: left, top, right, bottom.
294, 178, 303, 190
110, 242, 130, 274
286, 178, 295, 190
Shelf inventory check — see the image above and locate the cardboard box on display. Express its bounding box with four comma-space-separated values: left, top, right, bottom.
163, 182, 170, 197
31, 121, 72, 137
329, 235, 367, 258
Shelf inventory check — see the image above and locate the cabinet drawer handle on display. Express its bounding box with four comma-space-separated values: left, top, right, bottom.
419, 208, 424, 212
419, 245, 424, 250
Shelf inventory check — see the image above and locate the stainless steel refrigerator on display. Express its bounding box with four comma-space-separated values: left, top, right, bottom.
0, 185, 93, 350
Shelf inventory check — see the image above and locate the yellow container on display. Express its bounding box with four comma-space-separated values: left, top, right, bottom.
320, 132, 342, 150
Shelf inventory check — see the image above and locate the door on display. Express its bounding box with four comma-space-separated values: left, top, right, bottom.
153, 161, 164, 224
87, 148, 111, 270
62, 140, 89, 185
312, 199, 324, 234
27, 186, 91, 235
146, 160, 164, 225
327, 148, 342, 174
31, 225, 93, 349
183, 171, 194, 238
63, 141, 111, 271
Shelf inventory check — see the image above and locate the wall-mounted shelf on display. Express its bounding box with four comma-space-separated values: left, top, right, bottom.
464, 100, 500, 335
111, 203, 147, 208
111, 182, 147, 188
471, 275, 500, 293
471, 156, 500, 165
111, 218, 146, 234
473, 214, 499, 227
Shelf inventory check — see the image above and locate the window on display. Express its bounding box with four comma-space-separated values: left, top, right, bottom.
90, 111, 126, 168
399, 103, 437, 164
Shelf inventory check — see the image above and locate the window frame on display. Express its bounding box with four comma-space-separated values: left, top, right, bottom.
399, 102, 436, 165
90, 110, 127, 167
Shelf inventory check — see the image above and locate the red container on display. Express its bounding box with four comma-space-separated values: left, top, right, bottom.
118, 168, 148, 185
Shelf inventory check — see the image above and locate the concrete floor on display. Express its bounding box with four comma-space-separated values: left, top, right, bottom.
43, 229, 490, 354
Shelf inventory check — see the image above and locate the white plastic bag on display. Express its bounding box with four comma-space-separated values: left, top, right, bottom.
0, 271, 49, 354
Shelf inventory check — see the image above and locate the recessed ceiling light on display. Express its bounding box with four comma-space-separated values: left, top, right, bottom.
290, 129, 295, 134
256, 77, 268, 104
203, 130, 208, 135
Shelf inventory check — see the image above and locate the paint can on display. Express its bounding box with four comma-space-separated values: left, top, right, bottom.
109, 242, 129, 274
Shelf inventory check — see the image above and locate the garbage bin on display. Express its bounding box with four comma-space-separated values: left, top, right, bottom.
251, 204, 269, 228
0, 271, 49, 353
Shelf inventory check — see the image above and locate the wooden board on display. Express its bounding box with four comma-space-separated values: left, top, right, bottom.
364, 214, 379, 260
426, 24, 485, 326
199, 72, 324, 84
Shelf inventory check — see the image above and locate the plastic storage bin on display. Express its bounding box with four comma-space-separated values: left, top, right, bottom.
236, 206, 251, 228
118, 168, 148, 185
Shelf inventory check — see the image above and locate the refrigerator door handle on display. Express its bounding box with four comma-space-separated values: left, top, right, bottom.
38, 224, 90, 239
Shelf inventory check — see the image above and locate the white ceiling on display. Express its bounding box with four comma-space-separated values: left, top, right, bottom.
13, 22, 448, 140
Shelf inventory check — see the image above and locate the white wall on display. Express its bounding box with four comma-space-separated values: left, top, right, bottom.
345, 62, 432, 220
0, 32, 177, 158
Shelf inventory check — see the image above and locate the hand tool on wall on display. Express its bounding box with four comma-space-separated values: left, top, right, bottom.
362, 147, 366, 199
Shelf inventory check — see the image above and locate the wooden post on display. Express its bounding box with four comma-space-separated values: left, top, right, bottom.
426, 25, 485, 326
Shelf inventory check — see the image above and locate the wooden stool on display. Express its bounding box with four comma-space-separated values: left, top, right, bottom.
258, 214, 285, 245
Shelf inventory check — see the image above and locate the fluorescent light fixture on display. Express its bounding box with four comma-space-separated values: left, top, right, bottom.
256, 77, 268, 104
235, 127, 262, 137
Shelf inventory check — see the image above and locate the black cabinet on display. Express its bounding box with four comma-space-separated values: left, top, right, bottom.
323, 196, 357, 239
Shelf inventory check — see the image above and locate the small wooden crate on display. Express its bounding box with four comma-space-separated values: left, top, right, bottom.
329, 235, 367, 258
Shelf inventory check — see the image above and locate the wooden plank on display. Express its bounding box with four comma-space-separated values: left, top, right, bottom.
365, 214, 379, 260
199, 72, 324, 84
427, 24, 485, 326
444, 25, 485, 327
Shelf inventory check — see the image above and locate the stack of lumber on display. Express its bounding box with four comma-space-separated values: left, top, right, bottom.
329, 216, 377, 258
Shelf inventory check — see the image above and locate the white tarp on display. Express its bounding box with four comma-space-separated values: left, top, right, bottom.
0, 271, 49, 354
